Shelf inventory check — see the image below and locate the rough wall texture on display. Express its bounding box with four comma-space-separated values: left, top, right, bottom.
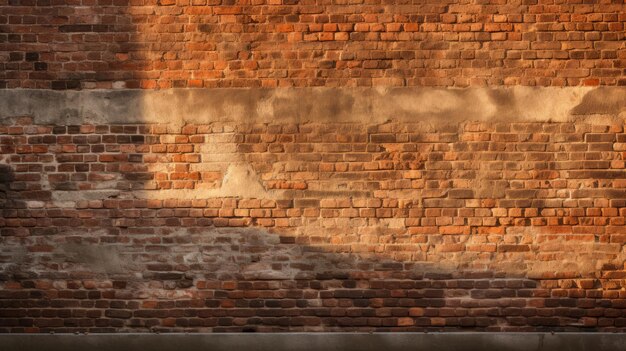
2, 0, 626, 334
2, 88, 626, 332
1, 0, 625, 88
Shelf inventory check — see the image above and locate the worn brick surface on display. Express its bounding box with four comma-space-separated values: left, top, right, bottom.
0, 1, 625, 88
2, 0, 626, 334
2, 119, 626, 332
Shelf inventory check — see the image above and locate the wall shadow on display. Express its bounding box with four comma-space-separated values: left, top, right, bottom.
2, 0, 626, 335
2, 120, 626, 332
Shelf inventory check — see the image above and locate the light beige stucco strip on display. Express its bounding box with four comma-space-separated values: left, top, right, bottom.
1, 87, 625, 125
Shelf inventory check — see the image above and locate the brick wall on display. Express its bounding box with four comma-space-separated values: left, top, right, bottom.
2, 0, 626, 334
1, 0, 625, 89
2, 114, 626, 332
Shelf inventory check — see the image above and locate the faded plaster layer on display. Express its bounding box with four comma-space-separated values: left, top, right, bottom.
1, 87, 625, 125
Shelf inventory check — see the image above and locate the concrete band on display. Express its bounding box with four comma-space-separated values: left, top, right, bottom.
1, 87, 625, 126
1, 333, 625, 351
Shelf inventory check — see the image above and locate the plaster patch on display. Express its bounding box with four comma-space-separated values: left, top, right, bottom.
58, 243, 130, 275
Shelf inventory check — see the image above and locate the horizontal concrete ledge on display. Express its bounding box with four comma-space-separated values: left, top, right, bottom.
1, 87, 625, 126
1, 333, 625, 351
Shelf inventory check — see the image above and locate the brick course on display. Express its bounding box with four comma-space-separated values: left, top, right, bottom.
2, 118, 626, 332
1, 1, 625, 89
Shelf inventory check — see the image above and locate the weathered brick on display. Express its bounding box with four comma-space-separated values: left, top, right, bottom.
2, 0, 626, 333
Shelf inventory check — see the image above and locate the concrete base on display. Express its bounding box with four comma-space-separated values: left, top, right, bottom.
1, 333, 625, 351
